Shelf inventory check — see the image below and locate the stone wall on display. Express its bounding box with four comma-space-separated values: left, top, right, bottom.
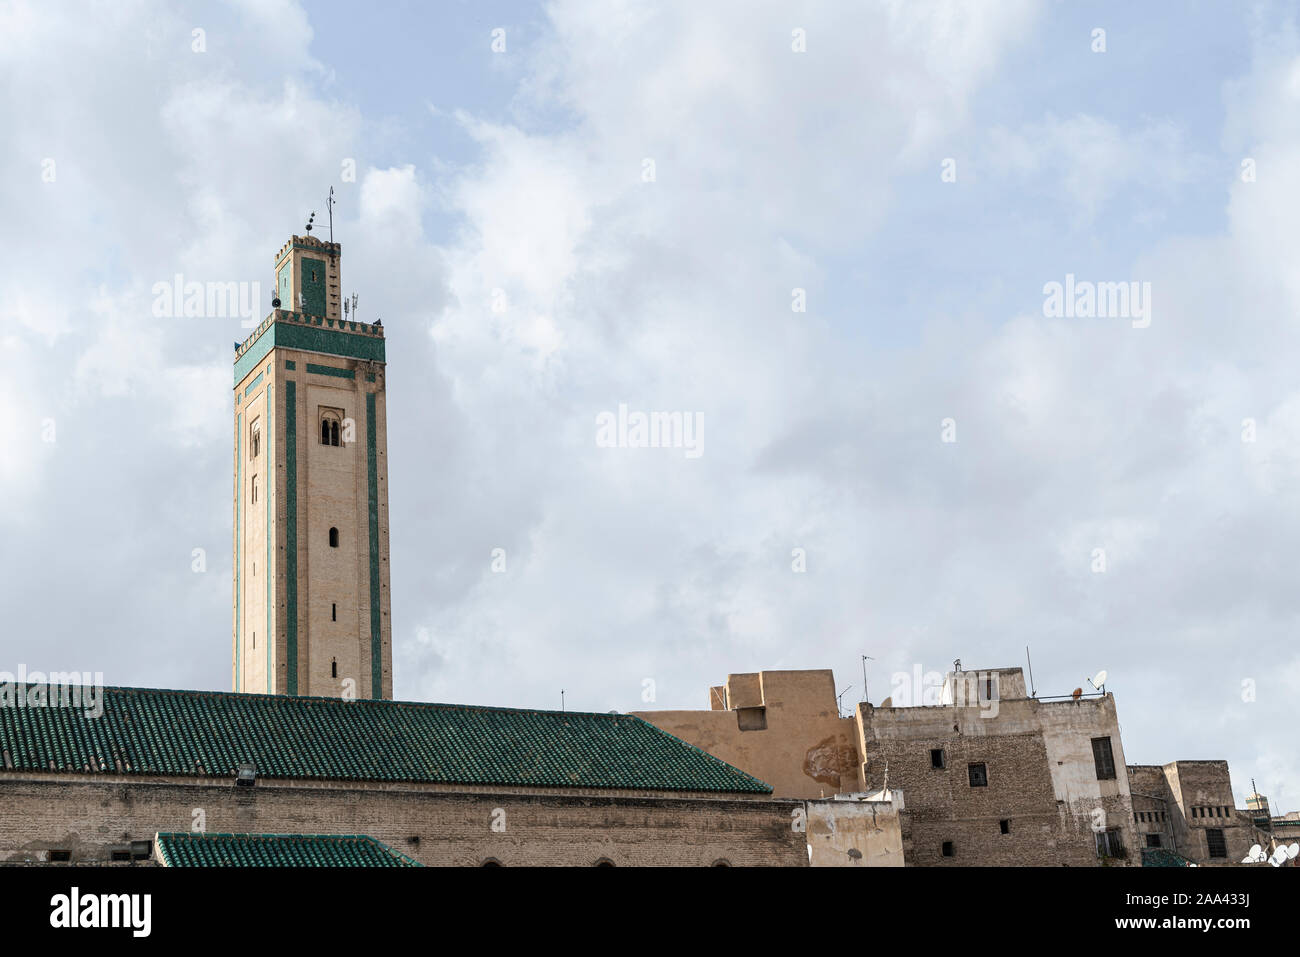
0, 775, 806, 867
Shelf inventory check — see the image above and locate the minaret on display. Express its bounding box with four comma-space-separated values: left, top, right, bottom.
232, 231, 392, 699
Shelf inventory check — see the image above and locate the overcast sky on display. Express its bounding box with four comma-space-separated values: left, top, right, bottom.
2, 0, 1297, 812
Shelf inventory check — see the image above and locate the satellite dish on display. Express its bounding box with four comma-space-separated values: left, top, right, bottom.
1248, 843, 1263, 859
1288, 843, 1299, 860
1088, 670, 1108, 690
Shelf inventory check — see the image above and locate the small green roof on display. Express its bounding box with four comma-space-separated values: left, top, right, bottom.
1140, 847, 1194, 867
0, 685, 770, 794
155, 832, 421, 867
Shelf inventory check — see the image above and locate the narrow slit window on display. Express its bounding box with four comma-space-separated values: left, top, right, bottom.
329, 527, 339, 548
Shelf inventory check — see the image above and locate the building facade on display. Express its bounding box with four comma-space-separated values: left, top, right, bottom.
637, 666, 1140, 866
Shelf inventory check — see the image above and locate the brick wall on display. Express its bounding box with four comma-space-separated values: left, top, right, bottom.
0, 775, 806, 867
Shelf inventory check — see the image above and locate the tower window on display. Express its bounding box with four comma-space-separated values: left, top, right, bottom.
332, 602, 337, 622
331, 658, 337, 678
968, 763, 988, 787
320, 409, 343, 447
930, 748, 946, 769
329, 527, 339, 548
250, 419, 261, 459
251, 476, 258, 504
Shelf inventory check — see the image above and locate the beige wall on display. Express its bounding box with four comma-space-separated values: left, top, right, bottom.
636, 670, 863, 799
805, 794, 906, 867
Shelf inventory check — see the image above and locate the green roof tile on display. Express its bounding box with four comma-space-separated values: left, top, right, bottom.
0, 686, 771, 794
154, 832, 421, 867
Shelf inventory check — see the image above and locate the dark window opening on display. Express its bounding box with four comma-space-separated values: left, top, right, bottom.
1091, 736, 1116, 780
999, 819, 1010, 834
331, 420, 340, 446
736, 706, 767, 731
331, 658, 338, 678
331, 603, 337, 622
322, 420, 330, 444
481, 858, 502, 867
48, 850, 71, 862
968, 763, 988, 787
941, 841, 954, 858
329, 527, 339, 547
930, 748, 946, 769
1145, 834, 1162, 848
110, 849, 131, 862
1206, 828, 1227, 859
594, 859, 616, 867
711, 859, 731, 867
1095, 828, 1125, 858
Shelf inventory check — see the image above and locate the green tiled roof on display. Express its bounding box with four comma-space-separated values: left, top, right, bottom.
1140, 847, 1194, 867
0, 686, 771, 794
155, 832, 421, 867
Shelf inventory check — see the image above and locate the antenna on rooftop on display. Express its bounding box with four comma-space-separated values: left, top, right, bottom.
1025, 645, 1037, 697
836, 685, 853, 718
326, 186, 336, 244
861, 655, 874, 704
560, 689, 565, 712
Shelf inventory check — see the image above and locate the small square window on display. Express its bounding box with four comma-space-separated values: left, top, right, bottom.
930, 748, 945, 769
1145, 834, 1162, 848
968, 763, 988, 787
999, 819, 1010, 834
941, 841, 954, 858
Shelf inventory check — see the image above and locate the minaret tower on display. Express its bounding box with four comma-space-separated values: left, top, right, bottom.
232, 230, 392, 699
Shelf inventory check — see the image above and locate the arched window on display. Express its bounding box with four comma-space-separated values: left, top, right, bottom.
593, 858, 615, 867
329, 527, 339, 548
481, 858, 503, 867
320, 408, 344, 447
251, 476, 258, 504
250, 419, 261, 459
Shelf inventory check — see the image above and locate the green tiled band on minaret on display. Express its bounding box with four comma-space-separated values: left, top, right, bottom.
235, 413, 242, 693
300, 256, 327, 315
367, 391, 381, 698
285, 380, 298, 695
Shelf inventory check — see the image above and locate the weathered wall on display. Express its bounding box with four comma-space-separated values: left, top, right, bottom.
857, 689, 1136, 866
636, 670, 863, 799
805, 794, 905, 867
0, 775, 806, 867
